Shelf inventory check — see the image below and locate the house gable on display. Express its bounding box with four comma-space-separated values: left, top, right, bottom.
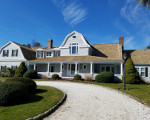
0, 41, 26, 61
59, 31, 91, 56
60, 31, 90, 48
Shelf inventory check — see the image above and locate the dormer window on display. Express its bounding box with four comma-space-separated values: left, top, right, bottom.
37, 51, 43, 58
72, 36, 76, 38
46, 52, 51, 56
54, 51, 60, 57
69, 43, 78, 54
12, 49, 18, 56
3, 50, 9, 57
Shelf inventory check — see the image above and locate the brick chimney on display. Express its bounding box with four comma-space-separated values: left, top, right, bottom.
48, 39, 53, 49
119, 37, 124, 46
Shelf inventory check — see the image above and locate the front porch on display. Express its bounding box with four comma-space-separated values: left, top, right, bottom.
28, 61, 123, 80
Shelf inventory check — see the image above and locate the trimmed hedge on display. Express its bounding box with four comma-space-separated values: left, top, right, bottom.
14, 62, 27, 77
6, 77, 37, 94
52, 74, 59, 80
0, 68, 15, 77
0, 81, 29, 106
95, 72, 114, 83
23, 70, 37, 79
74, 74, 82, 80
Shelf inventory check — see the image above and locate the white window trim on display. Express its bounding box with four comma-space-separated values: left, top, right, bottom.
69, 43, 78, 55
136, 67, 146, 77
82, 64, 87, 70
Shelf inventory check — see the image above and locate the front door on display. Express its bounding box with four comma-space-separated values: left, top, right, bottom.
68, 64, 75, 77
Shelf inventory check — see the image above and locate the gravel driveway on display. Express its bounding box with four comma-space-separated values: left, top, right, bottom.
36, 81, 150, 120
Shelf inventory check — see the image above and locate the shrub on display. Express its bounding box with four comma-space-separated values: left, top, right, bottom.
14, 62, 27, 77
52, 74, 59, 80
6, 77, 37, 94
123, 58, 140, 84
85, 74, 92, 81
74, 74, 82, 80
23, 70, 37, 79
95, 72, 114, 83
0, 81, 29, 106
0, 68, 15, 77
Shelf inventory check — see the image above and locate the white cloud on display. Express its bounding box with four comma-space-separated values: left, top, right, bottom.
121, 0, 150, 49
124, 36, 135, 49
51, 0, 88, 26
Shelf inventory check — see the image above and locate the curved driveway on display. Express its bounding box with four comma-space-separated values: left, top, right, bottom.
36, 81, 150, 120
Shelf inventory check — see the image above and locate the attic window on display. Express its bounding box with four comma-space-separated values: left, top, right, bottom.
72, 36, 76, 38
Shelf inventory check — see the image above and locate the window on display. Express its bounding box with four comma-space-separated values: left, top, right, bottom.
106, 66, 110, 72
136, 67, 147, 77
54, 51, 60, 57
3, 50, 9, 57
69, 43, 78, 54
83, 64, 87, 70
37, 51, 43, 58
11, 66, 17, 70
46, 52, 51, 56
1, 66, 6, 70
12, 50, 18, 56
141, 68, 145, 77
72, 36, 76, 38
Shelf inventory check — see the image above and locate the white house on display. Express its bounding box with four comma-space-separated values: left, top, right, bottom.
0, 41, 35, 70
28, 31, 124, 80
0, 31, 149, 81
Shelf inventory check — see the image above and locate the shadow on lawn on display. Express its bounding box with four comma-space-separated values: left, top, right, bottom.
23, 89, 47, 104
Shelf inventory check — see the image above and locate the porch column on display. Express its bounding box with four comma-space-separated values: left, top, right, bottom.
90, 62, 93, 74
34, 63, 36, 70
47, 63, 50, 72
60, 62, 62, 77
121, 62, 123, 75
75, 62, 78, 74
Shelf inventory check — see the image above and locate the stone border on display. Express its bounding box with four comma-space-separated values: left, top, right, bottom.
27, 93, 67, 120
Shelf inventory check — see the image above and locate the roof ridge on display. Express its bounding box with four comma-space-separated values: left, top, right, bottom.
91, 43, 119, 45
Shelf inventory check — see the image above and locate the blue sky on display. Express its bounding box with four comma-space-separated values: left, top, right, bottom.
0, 0, 150, 50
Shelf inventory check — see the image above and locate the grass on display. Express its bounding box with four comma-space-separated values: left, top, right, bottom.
0, 86, 64, 120
73, 81, 150, 106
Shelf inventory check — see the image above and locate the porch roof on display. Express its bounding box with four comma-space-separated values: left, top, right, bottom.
30, 56, 123, 62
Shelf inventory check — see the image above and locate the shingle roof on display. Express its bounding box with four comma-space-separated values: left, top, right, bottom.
30, 56, 123, 62
125, 50, 150, 64
91, 43, 123, 60
13, 42, 36, 60
30, 43, 123, 62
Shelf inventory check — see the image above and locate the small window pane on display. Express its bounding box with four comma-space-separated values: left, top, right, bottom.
72, 46, 76, 54
72, 36, 76, 38
112, 67, 115, 73
106, 66, 110, 72
101, 67, 105, 72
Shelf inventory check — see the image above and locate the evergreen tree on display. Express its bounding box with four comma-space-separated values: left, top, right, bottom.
123, 58, 140, 84
14, 62, 27, 77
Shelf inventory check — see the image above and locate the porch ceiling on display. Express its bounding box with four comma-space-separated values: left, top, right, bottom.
30, 56, 123, 62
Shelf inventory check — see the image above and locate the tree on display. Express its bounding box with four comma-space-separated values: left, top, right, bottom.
32, 39, 41, 47
22, 44, 31, 48
123, 58, 140, 84
14, 62, 27, 77
147, 45, 150, 49
137, 0, 150, 9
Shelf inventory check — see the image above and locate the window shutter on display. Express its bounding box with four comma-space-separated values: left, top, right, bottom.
7, 50, 9, 57
2, 50, 4, 57
145, 67, 148, 77
12, 50, 13, 56
16, 50, 18, 56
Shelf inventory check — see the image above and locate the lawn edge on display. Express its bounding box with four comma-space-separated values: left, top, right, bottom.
26, 92, 67, 120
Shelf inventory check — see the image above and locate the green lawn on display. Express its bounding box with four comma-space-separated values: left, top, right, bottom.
73, 81, 150, 106
0, 86, 64, 120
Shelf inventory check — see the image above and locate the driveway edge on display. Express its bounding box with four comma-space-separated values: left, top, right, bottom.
26, 93, 67, 120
